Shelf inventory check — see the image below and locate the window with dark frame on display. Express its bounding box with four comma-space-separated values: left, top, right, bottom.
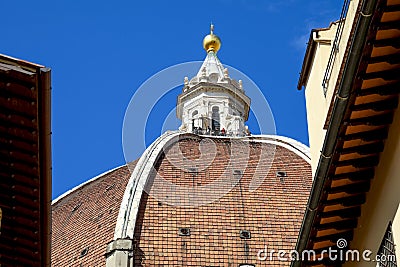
211, 106, 220, 131
378, 222, 397, 267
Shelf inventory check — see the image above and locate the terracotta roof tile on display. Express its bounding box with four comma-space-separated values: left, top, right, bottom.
133, 137, 311, 266
51, 137, 311, 266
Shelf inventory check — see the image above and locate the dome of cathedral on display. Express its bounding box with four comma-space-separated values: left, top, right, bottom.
51, 134, 311, 266
51, 165, 133, 266
51, 26, 312, 266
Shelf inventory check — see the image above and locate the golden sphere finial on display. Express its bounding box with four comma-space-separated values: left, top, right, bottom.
203, 23, 221, 53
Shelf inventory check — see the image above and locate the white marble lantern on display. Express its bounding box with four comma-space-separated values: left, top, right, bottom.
176, 26, 251, 137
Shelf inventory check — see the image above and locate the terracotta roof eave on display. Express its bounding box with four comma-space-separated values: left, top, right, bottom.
297, 31, 317, 90
313, 20, 341, 32
38, 67, 52, 267
291, 0, 379, 265
0, 53, 45, 72
297, 20, 341, 90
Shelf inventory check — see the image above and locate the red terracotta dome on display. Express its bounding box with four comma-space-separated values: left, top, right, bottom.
52, 133, 312, 266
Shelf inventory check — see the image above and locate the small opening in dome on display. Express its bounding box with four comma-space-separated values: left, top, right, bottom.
71, 203, 82, 212
187, 167, 198, 175
105, 183, 115, 191
276, 171, 287, 183
179, 227, 190, 236
240, 230, 251, 239
80, 247, 89, 258
276, 171, 287, 177
233, 170, 243, 175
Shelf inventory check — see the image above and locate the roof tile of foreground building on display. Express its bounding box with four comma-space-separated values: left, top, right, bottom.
0, 54, 51, 267
51, 134, 312, 266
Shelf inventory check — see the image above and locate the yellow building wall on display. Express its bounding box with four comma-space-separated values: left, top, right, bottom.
303, 0, 400, 265
304, 0, 360, 176
304, 31, 333, 176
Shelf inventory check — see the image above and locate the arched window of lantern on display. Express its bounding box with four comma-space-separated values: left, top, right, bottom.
211, 106, 220, 131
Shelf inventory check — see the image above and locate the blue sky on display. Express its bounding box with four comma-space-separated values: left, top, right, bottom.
1, 1, 341, 199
